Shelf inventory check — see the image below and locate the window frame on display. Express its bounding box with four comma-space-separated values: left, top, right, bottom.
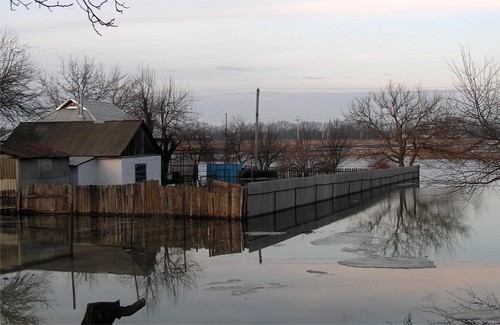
134, 163, 147, 183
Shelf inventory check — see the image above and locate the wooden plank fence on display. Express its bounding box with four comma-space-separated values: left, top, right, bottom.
18, 180, 246, 218
0, 158, 18, 212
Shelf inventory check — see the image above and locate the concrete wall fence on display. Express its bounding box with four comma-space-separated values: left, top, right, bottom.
246, 166, 419, 217
2, 166, 418, 219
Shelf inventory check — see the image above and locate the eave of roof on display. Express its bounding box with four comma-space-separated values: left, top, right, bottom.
0, 144, 70, 159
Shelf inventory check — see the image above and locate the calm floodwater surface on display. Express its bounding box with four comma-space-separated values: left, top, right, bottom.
1, 181, 499, 324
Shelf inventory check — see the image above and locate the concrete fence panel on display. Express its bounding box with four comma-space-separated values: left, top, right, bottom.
247, 166, 419, 217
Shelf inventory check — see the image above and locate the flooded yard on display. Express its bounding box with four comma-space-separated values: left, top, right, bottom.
1, 181, 499, 324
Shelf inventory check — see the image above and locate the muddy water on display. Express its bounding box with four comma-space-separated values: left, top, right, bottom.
1, 183, 499, 324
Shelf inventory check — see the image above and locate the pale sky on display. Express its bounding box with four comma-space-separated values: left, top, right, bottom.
2, 0, 500, 124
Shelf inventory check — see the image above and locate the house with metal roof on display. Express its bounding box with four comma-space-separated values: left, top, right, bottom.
39, 99, 131, 122
2, 120, 162, 186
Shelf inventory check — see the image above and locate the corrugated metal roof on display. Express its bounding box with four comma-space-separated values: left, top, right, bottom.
83, 101, 131, 121
0, 144, 70, 158
39, 99, 131, 122
40, 108, 95, 122
4, 120, 144, 157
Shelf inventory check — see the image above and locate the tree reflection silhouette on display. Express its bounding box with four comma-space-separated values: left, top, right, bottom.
119, 246, 202, 314
0, 272, 53, 325
422, 283, 500, 324
350, 187, 471, 258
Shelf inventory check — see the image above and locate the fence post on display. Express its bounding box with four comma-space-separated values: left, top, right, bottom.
273, 190, 277, 214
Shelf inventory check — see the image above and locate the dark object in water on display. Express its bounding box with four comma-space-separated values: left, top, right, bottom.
81, 298, 146, 324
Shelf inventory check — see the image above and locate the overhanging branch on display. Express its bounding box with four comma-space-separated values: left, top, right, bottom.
9, 0, 128, 35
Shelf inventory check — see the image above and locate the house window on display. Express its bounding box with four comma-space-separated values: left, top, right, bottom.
135, 164, 147, 183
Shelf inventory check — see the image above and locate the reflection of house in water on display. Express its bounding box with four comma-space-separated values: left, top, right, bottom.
0, 214, 244, 275
0, 215, 73, 273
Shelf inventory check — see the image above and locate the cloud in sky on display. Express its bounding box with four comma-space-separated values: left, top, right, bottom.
122, 0, 500, 24
2, 0, 500, 123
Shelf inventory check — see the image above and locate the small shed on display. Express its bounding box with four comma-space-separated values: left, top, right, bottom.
207, 162, 244, 184
0, 144, 70, 185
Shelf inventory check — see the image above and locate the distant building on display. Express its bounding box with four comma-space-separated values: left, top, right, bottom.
2, 120, 161, 186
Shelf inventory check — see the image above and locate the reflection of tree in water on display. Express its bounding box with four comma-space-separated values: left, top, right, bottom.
0, 271, 53, 325
422, 284, 500, 324
66, 271, 101, 289
351, 187, 471, 258
119, 247, 202, 314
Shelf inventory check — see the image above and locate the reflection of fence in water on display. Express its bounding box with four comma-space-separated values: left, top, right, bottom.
244, 184, 408, 253
0, 214, 244, 273
0, 215, 71, 273
72, 215, 244, 257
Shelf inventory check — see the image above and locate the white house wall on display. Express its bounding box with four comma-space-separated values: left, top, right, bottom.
96, 159, 123, 185
121, 155, 161, 184
71, 159, 97, 185
72, 156, 161, 185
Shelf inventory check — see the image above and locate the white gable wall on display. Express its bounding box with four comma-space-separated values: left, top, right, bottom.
71, 156, 161, 185
121, 155, 161, 184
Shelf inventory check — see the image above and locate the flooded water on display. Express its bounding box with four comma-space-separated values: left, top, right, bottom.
1, 180, 499, 324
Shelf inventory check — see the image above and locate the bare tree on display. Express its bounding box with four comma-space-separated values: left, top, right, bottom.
181, 121, 217, 183
0, 30, 42, 126
0, 272, 54, 325
278, 139, 317, 177
278, 121, 320, 177
346, 81, 448, 167
254, 122, 286, 170
351, 187, 470, 259
124, 66, 196, 184
225, 116, 253, 165
317, 120, 353, 173
39, 56, 125, 108
9, 0, 128, 35
443, 47, 500, 189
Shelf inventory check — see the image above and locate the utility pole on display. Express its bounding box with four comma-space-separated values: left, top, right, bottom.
78, 85, 84, 120
254, 88, 260, 171
295, 115, 300, 142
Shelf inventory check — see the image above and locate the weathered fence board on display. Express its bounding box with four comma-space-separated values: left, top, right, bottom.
17, 180, 245, 218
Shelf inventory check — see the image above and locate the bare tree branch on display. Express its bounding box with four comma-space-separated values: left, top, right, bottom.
0, 29, 44, 126
9, 0, 128, 35
423, 283, 500, 324
346, 81, 449, 167
317, 119, 353, 173
38, 55, 126, 108
435, 47, 500, 191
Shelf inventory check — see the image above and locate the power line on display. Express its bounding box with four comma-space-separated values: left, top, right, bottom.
195, 86, 457, 98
